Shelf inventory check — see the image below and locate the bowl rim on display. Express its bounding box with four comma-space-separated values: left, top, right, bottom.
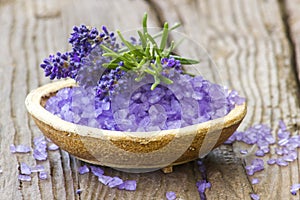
25, 79, 247, 140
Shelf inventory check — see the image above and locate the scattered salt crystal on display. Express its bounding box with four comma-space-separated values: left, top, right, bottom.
276, 158, 288, 167
39, 171, 48, 180
18, 174, 31, 182
90, 166, 104, 177
251, 178, 260, 185
98, 175, 113, 185
255, 149, 265, 157
33, 148, 48, 161
166, 191, 176, 200
31, 165, 45, 172
10, 144, 16, 153
48, 143, 59, 151
118, 180, 137, 191
245, 159, 264, 176
290, 183, 300, 195
267, 159, 276, 165
78, 165, 90, 174
240, 149, 248, 154
76, 189, 83, 194
20, 163, 31, 175
11, 144, 31, 153
250, 193, 260, 200
108, 177, 124, 188
283, 151, 297, 162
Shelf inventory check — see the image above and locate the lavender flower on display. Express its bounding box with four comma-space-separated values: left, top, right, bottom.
40, 52, 70, 80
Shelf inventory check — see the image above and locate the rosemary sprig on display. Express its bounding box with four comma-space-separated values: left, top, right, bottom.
101, 13, 199, 90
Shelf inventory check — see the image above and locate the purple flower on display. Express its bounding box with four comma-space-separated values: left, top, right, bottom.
166, 191, 176, 200
118, 180, 137, 191
78, 165, 90, 175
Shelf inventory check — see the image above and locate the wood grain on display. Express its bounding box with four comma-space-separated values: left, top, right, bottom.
0, 0, 300, 199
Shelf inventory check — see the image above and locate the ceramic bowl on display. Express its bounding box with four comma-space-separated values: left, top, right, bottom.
25, 79, 247, 173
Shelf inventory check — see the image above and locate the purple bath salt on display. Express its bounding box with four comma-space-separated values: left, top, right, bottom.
118, 180, 137, 191
18, 174, 31, 182
250, 193, 260, 200
20, 162, 31, 175
251, 178, 260, 185
78, 165, 90, 175
108, 177, 124, 188
90, 166, 104, 177
10, 144, 31, 153
98, 175, 114, 185
290, 183, 300, 195
31, 165, 45, 172
48, 143, 59, 151
45, 73, 244, 132
39, 171, 48, 180
166, 191, 176, 200
245, 159, 264, 176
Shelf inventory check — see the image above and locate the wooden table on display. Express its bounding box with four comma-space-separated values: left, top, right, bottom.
1, 0, 300, 199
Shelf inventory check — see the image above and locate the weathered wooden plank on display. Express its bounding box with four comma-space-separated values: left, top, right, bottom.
285, 0, 300, 84
1, 0, 300, 199
152, 0, 300, 199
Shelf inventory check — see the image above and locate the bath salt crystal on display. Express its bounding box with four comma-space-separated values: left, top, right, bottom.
290, 183, 300, 195
118, 180, 137, 191
166, 191, 176, 200
48, 143, 59, 151
251, 178, 260, 185
20, 162, 31, 175
31, 165, 45, 172
45, 74, 244, 132
10, 144, 31, 153
90, 166, 104, 177
78, 165, 90, 174
39, 171, 48, 180
250, 193, 260, 200
18, 174, 31, 182
98, 175, 113, 185
108, 177, 124, 188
